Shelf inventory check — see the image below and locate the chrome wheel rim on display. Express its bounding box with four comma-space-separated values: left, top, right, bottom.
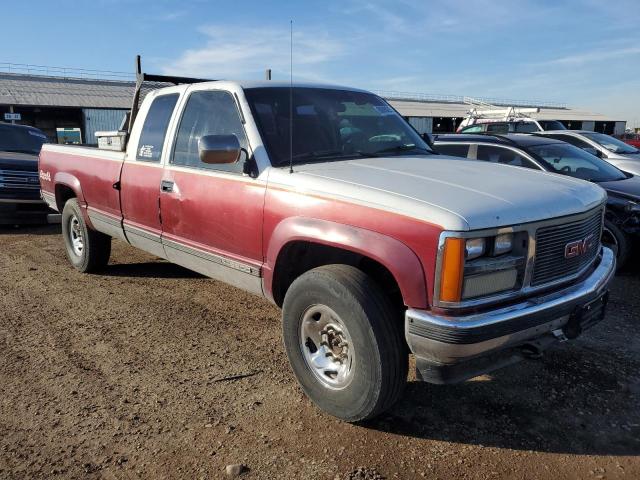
300, 304, 355, 390
69, 215, 84, 257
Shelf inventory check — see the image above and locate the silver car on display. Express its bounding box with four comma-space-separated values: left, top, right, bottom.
535, 130, 640, 176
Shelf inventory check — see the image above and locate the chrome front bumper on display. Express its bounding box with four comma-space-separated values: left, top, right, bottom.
406, 247, 616, 383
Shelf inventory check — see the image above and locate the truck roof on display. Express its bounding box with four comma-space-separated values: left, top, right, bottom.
161, 80, 371, 93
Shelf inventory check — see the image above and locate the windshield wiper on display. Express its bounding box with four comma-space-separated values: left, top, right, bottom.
370, 144, 432, 156
280, 149, 373, 165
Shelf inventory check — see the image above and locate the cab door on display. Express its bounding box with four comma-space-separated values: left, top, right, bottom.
158, 88, 265, 295
120, 91, 180, 258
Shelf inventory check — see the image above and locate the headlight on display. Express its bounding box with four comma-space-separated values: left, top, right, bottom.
493, 233, 513, 256
465, 238, 486, 260
438, 232, 526, 304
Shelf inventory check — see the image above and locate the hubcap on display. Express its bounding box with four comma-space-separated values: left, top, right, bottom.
69, 215, 84, 257
300, 305, 355, 389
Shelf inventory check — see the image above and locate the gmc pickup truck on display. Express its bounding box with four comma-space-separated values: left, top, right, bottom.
40, 75, 616, 422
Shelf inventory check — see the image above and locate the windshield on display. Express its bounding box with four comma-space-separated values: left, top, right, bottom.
244, 87, 432, 166
528, 143, 627, 182
583, 132, 639, 154
0, 124, 47, 154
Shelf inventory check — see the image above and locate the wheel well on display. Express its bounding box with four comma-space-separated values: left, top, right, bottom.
55, 184, 76, 211
272, 241, 405, 315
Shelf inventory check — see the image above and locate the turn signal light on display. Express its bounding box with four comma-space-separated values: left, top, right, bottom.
439, 237, 465, 302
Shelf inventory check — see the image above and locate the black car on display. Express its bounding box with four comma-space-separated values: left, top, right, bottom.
0, 122, 52, 225
433, 133, 640, 267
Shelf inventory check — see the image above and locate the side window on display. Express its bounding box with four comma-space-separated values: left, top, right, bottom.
461, 125, 484, 133
434, 143, 470, 158
172, 90, 248, 173
486, 123, 509, 134
477, 145, 538, 169
136, 94, 179, 162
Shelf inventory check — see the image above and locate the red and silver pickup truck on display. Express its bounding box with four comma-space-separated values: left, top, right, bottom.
39, 75, 616, 421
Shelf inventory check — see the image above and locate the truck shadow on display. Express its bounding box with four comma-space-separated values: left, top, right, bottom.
0, 224, 61, 235
363, 345, 640, 456
101, 261, 204, 279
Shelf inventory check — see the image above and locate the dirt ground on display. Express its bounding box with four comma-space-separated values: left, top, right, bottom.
1, 225, 639, 480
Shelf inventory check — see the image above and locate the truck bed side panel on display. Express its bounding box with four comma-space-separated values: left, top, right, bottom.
39, 145, 125, 236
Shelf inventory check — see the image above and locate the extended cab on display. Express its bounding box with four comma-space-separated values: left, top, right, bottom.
39, 75, 616, 422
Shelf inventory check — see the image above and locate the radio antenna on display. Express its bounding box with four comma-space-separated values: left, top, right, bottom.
289, 20, 294, 174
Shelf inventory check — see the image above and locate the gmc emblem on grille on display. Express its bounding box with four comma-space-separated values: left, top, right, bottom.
564, 234, 596, 259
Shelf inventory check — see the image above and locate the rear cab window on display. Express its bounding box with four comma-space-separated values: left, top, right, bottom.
136, 94, 180, 162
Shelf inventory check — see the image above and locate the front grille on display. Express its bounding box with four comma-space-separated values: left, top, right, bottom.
0, 168, 40, 191
531, 209, 602, 286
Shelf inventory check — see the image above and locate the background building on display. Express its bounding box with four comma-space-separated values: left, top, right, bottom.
0, 65, 133, 144
379, 91, 627, 135
0, 63, 628, 143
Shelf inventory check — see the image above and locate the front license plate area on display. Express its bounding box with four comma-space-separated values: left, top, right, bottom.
563, 291, 609, 339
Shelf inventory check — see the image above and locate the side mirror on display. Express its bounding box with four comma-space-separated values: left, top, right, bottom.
421, 132, 434, 147
198, 134, 241, 164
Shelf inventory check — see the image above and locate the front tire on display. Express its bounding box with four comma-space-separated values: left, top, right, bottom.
62, 199, 111, 273
282, 265, 407, 422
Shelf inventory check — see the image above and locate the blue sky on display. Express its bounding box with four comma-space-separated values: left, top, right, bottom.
4, 0, 640, 126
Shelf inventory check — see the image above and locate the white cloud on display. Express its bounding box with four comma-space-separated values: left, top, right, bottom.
162, 25, 344, 81
541, 46, 640, 66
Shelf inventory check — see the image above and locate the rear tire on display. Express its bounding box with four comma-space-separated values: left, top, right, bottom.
62, 199, 111, 273
603, 220, 630, 269
282, 264, 407, 422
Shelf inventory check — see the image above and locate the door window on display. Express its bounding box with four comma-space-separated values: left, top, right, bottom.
434, 143, 470, 158
136, 94, 179, 162
172, 90, 248, 173
476, 145, 538, 169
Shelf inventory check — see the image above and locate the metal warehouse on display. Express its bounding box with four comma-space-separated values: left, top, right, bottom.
0, 63, 626, 143
0, 65, 133, 144
380, 91, 627, 135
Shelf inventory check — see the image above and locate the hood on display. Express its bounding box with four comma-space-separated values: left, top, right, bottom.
267, 156, 606, 231
605, 156, 640, 177
0, 150, 39, 170
598, 175, 640, 202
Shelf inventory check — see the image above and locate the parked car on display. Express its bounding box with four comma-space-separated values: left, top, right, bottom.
433, 133, 640, 266
618, 132, 640, 149
459, 119, 566, 134
534, 130, 640, 176
0, 122, 52, 225
39, 75, 615, 422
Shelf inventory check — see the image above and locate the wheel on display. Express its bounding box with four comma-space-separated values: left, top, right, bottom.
61, 199, 111, 273
282, 264, 407, 422
602, 220, 630, 269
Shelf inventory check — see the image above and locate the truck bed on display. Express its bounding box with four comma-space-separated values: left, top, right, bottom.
39, 144, 126, 222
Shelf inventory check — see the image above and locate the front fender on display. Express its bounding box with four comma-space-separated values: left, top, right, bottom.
264, 216, 429, 309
